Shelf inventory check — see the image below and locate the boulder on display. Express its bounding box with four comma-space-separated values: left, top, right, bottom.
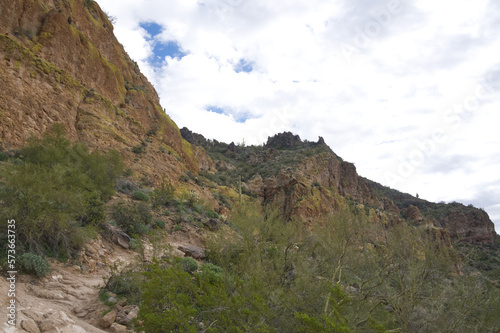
116, 305, 139, 326
106, 225, 131, 249
110, 323, 128, 332
203, 218, 221, 231
178, 245, 206, 259
20, 319, 41, 333
99, 310, 117, 329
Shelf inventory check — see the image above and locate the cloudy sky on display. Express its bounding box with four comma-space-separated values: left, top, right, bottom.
98, 0, 500, 232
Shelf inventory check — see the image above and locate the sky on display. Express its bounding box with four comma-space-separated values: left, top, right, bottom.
98, 0, 500, 232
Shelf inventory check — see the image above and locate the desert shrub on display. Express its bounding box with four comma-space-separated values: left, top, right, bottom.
110, 202, 152, 236
104, 265, 144, 305
150, 176, 175, 208
179, 257, 198, 273
192, 203, 204, 214
154, 219, 165, 229
131, 190, 149, 201
0, 125, 123, 258
115, 178, 138, 194
0, 151, 8, 161
19, 253, 50, 277
132, 144, 145, 154
206, 210, 219, 219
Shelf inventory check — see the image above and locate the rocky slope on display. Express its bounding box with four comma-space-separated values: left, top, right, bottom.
0, 0, 494, 244
182, 129, 497, 243
0, 0, 210, 184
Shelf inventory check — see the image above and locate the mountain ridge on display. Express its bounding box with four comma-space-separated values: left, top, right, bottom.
1, 1, 500, 332
181, 127, 497, 243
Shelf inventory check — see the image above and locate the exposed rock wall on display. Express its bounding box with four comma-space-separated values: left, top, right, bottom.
439, 208, 496, 243
0, 0, 205, 180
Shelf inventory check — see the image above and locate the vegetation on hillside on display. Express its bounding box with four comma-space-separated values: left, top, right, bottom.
103, 202, 500, 332
0, 124, 124, 260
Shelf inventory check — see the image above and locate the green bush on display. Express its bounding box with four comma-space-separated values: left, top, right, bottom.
132, 145, 145, 154
104, 266, 143, 305
0, 124, 123, 258
192, 203, 204, 214
179, 257, 198, 273
19, 253, 50, 277
110, 202, 152, 236
131, 190, 149, 202
0, 151, 8, 161
206, 210, 219, 219
150, 176, 175, 208
154, 219, 166, 229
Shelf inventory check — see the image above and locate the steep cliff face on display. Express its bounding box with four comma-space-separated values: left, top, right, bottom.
438, 208, 496, 243
368, 179, 497, 243
0, 0, 201, 181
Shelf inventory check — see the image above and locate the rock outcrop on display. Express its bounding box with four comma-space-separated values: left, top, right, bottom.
438, 207, 496, 243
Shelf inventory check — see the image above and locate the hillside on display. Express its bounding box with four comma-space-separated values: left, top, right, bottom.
181, 128, 497, 244
0, 0, 209, 183
1, 1, 499, 332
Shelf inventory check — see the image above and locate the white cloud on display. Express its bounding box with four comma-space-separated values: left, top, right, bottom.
99, 0, 500, 232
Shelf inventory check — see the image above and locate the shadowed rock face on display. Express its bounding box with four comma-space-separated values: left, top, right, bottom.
439, 209, 496, 243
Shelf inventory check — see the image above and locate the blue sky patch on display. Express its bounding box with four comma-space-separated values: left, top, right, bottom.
206, 105, 249, 123
234, 58, 254, 73
140, 22, 187, 66
206, 105, 225, 115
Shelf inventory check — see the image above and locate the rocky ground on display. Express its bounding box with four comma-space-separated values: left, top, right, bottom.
0, 223, 206, 332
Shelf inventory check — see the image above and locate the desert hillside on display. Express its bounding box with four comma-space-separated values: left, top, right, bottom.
1, 1, 499, 332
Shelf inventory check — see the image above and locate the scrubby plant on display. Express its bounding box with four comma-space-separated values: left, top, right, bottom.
0, 151, 8, 161
206, 210, 220, 219
110, 202, 152, 236
154, 219, 166, 229
150, 176, 175, 208
131, 190, 149, 201
179, 257, 198, 273
0, 124, 123, 258
106, 199, 500, 332
18, 253, 50, 277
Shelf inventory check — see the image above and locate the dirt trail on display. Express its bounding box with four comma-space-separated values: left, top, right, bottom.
1, 222, 206, 332
0, 238, 136, 333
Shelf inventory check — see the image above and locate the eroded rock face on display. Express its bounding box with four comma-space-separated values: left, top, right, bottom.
439, 209, 496, 243
252, 151, 384, 220
178, 245, 206, 259
0, 0, 203, 180
265, 132, 302, 149
406, 205, 425, 223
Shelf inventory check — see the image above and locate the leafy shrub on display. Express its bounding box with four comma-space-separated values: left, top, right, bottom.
0, 125, 123, 258
198, 263, 223, 284
131, 190, 149, 201
206, 210, 220, 219
110, 202, 152, 236
19, 253, 50, 277
104, 266, 143, 305
132, 145, 145, 154
154, 219, 165, 229
192, 203, 204, 214
0, 151, 8, 161
115, 178, 138, 194
150, 176, 175, 208
179, 257, 198, 273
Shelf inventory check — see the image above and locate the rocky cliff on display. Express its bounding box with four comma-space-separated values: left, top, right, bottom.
0, 0, 205, 183
0, 1, 495, 245
183, 129, 497, 243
